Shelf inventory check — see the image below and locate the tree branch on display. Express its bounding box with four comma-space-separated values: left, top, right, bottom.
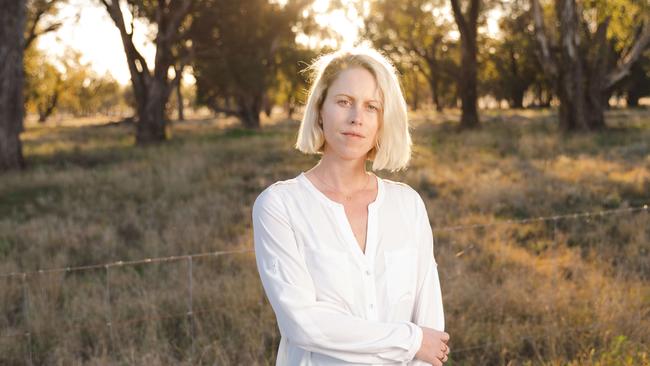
100, 0, 152, 105
24, 0, 63, 50
468, 0, 480, 31
605, 19, 650, 89
531, 0, 558, 77
162, 0, 193, 44
450, 0, 468, 37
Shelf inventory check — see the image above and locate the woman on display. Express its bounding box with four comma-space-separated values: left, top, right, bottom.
252, 45, 449, 365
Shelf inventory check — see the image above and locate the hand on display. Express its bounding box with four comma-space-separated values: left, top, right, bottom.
414, 327, 450, 365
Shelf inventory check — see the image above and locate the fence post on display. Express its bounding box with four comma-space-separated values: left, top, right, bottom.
187, 256, 195, 364
22, 273, 33, 366
105, 265, 114, 354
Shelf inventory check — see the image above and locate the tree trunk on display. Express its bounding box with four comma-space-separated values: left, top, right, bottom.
450, 0, 480, 129
533, 0, 650, 132
237, 94, 262, 129
0, 0, 26, 172
627, 91, 640, 107
38, 92, 59, 123
176, 79, 185, 121
507, 46, 525, 109
426, 71, 442, 112
286, 95, 295, 119
410, 70, 419, 111
424, 57, 443, 112
458, 34, 480, 127
584, 18, 610, 130
263, 93, 272, 118
136, 77, 169, 143
556, 0, 588, 132
101, 0, 192, 145
510, 93, 524, 109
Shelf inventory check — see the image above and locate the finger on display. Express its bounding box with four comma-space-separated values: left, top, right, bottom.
442, 354, 448, 362
441, 332, 450, 342
433, 359, 442, 366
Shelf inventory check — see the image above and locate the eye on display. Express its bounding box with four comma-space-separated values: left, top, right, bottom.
367, 104, 379, 112
337, 99, 351, 107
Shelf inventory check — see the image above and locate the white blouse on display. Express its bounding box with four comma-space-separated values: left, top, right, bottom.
252, 172, 445, 365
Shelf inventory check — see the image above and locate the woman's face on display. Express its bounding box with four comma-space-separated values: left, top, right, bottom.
319, 66, 382, 162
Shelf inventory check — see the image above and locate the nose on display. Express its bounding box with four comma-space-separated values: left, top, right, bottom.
350, 105, 363, 125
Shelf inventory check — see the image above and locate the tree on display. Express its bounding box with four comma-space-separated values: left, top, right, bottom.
450, 0, 482, 128
531, 0, 650, 131
100, 0, 193, 144
365, 0, 457, 112
24, 47, 63, 123
190, 0, 308, 128
1, 0, 68, 171
25, 0, 67, 50
270, 46, 316, 119
0, 0, 27, 171
24, 47, 129, 121
480, 4, 543, 108
623, 52, 650, 107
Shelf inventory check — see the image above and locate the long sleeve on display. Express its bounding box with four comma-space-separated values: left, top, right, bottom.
409, 195, 445, 366
252, 186, 423, 364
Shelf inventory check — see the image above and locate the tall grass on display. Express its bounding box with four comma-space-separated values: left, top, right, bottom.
1, 109, 648, 365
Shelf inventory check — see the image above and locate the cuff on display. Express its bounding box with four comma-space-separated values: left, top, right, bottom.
404, 322, 423, 362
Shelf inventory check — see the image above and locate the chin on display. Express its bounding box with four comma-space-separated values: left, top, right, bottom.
332, 147, 372, 161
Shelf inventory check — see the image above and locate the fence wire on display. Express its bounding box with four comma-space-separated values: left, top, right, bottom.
1, 203, 647, 363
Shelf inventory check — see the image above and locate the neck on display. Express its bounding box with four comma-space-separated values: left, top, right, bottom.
312, 149, 369, 190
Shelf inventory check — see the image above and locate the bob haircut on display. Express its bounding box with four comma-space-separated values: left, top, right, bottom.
295, 45, 412, 172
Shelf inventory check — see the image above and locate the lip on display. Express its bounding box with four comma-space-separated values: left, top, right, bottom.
341, 132, 364, 138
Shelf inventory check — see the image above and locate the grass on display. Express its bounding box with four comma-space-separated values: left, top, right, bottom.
1, 108, 649, 365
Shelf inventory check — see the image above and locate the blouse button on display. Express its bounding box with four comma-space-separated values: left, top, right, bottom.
365, 270, 371, 276
369, 303, 374, 309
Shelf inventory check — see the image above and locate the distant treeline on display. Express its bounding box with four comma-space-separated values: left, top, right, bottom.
1, 0, 649, 171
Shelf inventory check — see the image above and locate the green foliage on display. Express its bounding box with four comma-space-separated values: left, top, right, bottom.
24, 46, 64, 121
268, 46, 317, 118
583, 0, 650, 54
24, 0, 68, 49
190, 0, 309, 126
65, 74, 124, 118
24, 47, 130, 120
480, 4, 547, 107
364, 0, 460, 109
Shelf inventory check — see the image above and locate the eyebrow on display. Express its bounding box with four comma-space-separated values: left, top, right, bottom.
334, 93, 382, 105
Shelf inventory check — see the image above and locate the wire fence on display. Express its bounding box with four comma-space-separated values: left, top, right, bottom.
1, 203, 648, 363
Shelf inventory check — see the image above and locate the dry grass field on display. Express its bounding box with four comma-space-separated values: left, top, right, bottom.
1, 108, 649, 365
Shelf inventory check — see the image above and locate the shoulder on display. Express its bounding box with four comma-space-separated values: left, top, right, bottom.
380, 177, 429, 223
252, 176, 300, 215
381, 177, 426, 206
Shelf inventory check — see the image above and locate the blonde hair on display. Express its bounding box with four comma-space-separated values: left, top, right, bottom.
295, 45, 412, 172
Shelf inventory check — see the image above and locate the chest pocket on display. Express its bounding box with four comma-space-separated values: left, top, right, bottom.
384, 248, 418, 305
302, 246, 353, 304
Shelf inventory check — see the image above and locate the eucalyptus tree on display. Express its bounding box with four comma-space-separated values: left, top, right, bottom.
100, 0, 194, 143
1, 0, 67, 171
0, 0, 26, 171
449, 0, 484, 128
365, 0, 458, 112
190, 0, 309, 128
531, 0, 650, 131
